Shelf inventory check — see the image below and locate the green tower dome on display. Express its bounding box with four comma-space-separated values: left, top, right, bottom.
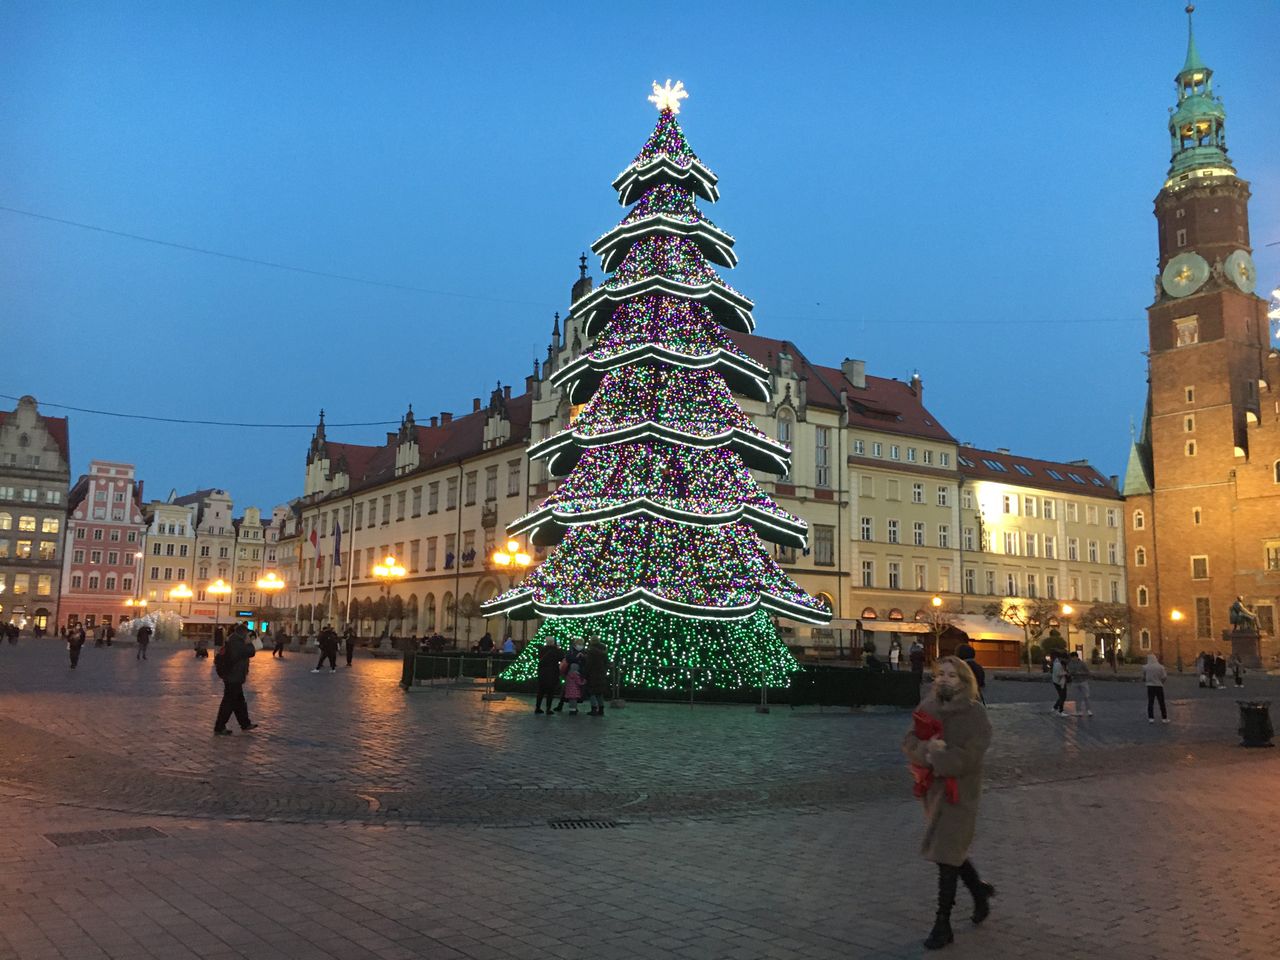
1165, 4, 1235, 188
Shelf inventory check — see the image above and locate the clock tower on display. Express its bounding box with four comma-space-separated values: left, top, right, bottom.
1125, 5, 1278, 666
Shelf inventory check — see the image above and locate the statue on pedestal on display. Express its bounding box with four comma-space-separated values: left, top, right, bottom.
1228, 596, 1263, 669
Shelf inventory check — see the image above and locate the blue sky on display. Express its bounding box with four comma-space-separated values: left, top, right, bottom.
2, 1, 1277, 511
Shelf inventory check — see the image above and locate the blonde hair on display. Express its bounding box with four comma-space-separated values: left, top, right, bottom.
934, 655, 980, 702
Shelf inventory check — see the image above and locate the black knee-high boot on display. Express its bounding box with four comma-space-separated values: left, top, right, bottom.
958, 859, 995, 924
924, 864, 958, 950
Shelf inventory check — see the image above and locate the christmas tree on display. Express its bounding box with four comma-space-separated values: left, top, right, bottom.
482, 80, 831, 690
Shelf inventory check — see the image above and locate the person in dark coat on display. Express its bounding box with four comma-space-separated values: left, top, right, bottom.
955, 643, 986, 704
902, 656, 994, 950
68, 629, 85, 669
313, 625, 339, 673
136, 624, 153, 661
272, 628, 287, 659
214, 625, 258, 735
343, 626, 356, 666
1213, 652, 1227, 690
535, 638, 562, 714
584, 639, 610, 716
909, 640, 926, 686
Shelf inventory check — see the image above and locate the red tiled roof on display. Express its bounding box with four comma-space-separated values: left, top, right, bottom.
728, 331, 954, 442
315, 392, 534, 500
958, 446, 1121, 500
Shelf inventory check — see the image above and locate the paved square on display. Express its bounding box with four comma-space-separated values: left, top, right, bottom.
1, 640, 1277, 959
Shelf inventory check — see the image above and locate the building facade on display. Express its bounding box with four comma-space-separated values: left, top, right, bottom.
1123, 13, 1278, 667
0, 396, 70, 632
60, 460, 146, 630
139, 498, 198, 613
293, 266, 1127, 655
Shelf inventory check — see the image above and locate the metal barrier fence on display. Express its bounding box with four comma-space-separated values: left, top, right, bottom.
400, 652, 516, 695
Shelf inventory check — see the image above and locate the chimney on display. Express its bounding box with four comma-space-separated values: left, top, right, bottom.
910, 370, 922, 397
503, 385, 512, 401
441, 412, 452, 425
525, 375, 535, 393
430, 416, 438, 428
841, 358, 866, 389
473, 397, 482, 413
1109, 474, 1120, 489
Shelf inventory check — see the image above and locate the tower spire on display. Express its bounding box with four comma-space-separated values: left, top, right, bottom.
1165, 3, 1233, 187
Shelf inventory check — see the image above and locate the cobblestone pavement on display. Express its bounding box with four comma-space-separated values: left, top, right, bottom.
1, 640, 1278, 959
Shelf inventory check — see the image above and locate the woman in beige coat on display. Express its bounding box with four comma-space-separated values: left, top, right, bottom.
902, 656, 994, 950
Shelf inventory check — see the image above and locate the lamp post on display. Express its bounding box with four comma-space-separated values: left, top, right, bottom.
207, 578, 231, 636
371, 555, 406, 646
256, 571, 285, 633
1170, 608, 1184, 673
124, 597, 148, 619
929, 594, 944, 660
170, 582, 193, 616
1060, 603, 1074, 657
492, 539, 532, 645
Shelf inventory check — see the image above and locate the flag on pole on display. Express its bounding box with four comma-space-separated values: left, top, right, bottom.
309, 526, 319, 567
333, 520, 342, 568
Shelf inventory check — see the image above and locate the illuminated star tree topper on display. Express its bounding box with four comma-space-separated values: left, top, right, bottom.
648, 78, 688, 114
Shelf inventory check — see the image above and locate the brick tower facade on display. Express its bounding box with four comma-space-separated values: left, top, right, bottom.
1125, 7, 1279, 668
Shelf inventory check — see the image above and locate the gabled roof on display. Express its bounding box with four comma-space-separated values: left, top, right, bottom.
958, 446, 1121, 500
0, 405, 71, 465
313, 392, 535, 499
727, 331, 955, 442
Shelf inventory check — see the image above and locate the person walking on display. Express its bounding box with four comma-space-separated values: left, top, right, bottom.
1050, 651, 1069, 716
909, 640, 926, 687
313, 625, 339, 673
1229, 653, 1245, 688
902, 656, 995, 951
1143, 653, 1169, 723
585, 638, 610, 716
1213, 652, 1227, 691
272, 628, 287, 659
534, 638, 563, 714
889, 638, 902, 672
1195, 651, 1208, 688
1066, 651, 1093, 717
136, 623, 152, 661
213, 624, 259, 735
343, 626, 356, 667
68, 629, 84, 669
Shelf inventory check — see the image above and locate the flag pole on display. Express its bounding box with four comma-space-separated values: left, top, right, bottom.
345, 499, 356, 629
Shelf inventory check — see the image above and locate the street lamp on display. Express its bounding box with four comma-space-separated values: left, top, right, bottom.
255, 571, 285, 635
493, 539, 532, 643
371, 555, 406, 644
170, 582, 193, 616
207, 578, 231, 635
1170, 608, 1184, 673
1060, 603, 1074, 656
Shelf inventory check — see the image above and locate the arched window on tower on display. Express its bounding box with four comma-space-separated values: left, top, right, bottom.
1132, 510, 1145, 530
1137, 586, 1149, 607
777, 412, 793, 480
1135, 547, 1147, 567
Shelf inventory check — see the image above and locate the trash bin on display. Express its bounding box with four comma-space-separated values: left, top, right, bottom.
1236, 700, 1274, 748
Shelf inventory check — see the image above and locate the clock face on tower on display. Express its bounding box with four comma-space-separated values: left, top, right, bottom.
1223, 249, 1257, 294
1161, 252, 1210, 298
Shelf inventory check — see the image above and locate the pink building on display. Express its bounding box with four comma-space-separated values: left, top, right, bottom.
60, 461, 146, 631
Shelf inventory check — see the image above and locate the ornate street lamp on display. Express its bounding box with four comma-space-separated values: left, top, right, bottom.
206, 578, 231, 635
493, 539, 532, 642
1170, 608, 1184, 673
371, 556, 406, 643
